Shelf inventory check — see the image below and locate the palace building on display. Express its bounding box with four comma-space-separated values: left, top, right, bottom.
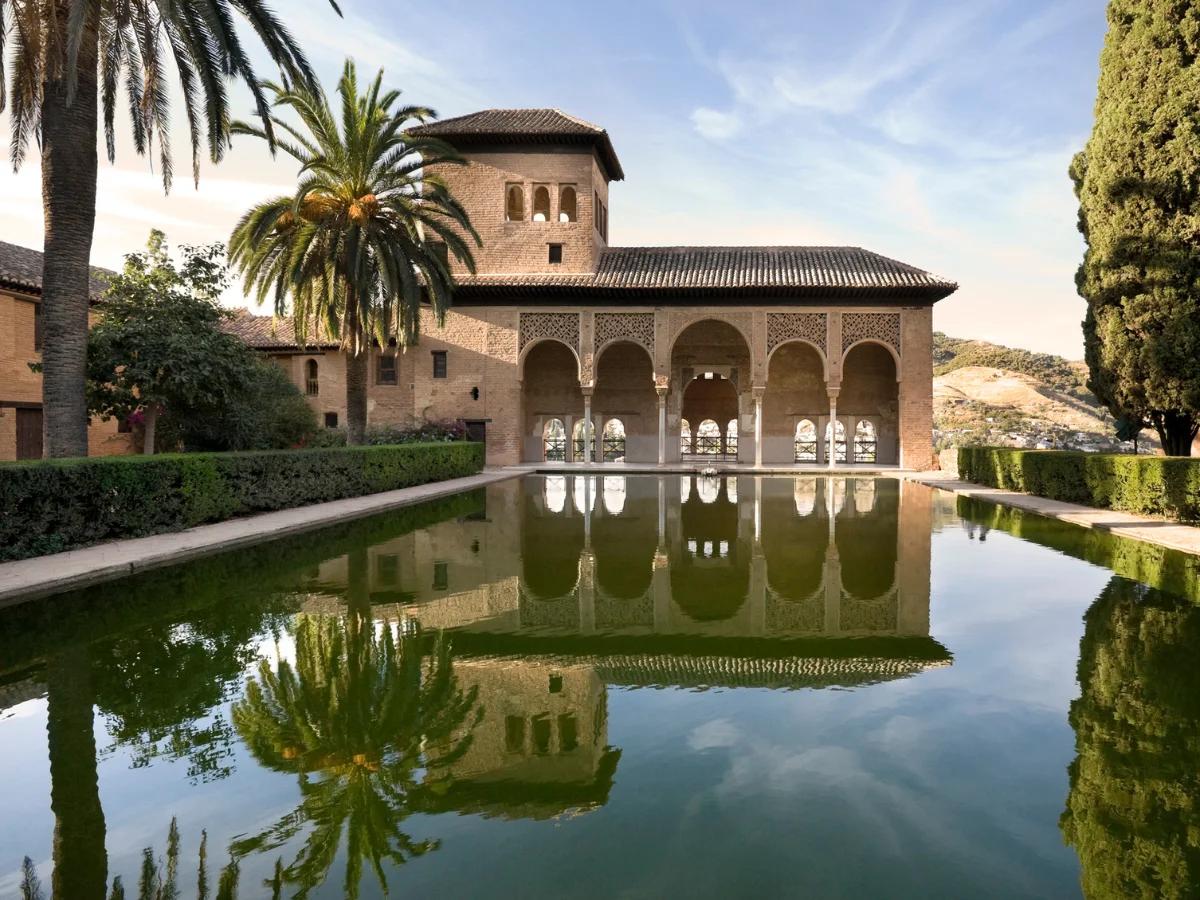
3, 108, 957, 466
233, 108, 957, 469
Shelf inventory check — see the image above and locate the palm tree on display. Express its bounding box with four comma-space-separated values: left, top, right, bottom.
2, 0, 341, 458
230, 560, 482, 898
229, 60, 480, 445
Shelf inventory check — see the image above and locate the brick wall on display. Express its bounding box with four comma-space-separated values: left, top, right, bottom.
430, 148, 609, 276
899, 307, 934, 471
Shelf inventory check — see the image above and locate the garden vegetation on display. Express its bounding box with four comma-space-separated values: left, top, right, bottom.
959, 446, 1200, 523
0, 442, 484, 562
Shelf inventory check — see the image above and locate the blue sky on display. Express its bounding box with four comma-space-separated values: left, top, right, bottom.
0, 0, 1108, 357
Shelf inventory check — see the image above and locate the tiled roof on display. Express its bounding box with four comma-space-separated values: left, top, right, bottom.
410, 108, 625, 181
0, 240, 114, 300
223, 309, 339, 350
455, 246, 958, 303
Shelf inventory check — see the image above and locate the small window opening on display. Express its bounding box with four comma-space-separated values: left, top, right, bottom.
432, 350, 447, 379
118, 417, 133, 434
33, 304, 42, 352
324, 412, 338, 429
549, 674, 563, 694
548, 243, 563, 264
505, 716, 526, 753
531, 714, 552, 755
559, 186, 577, 222
533, 186, 551, 222
377, 354, 397, 385
306, 359, 319, 396
559, 714, 579, 753
376, 554, 399, 586
433, 562, 449, 591
506, 184, 524, 221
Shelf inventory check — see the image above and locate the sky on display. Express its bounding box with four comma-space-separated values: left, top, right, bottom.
0, 0, 1108, 358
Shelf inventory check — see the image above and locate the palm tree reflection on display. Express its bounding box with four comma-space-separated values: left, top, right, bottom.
231, 601, 482, 898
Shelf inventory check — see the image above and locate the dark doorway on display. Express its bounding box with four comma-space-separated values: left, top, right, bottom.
16, 407, 43, 460
465, 420, 487, 443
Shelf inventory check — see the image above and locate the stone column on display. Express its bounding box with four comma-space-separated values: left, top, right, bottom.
582, 387, 593, 466
579, 549, 595, 634
753, 386, 765, 469
652, 550, 671, 632
658, 475, 666, 545
827, 388, 840, 471
657, 387, 668, 466
750, 552, 767, 636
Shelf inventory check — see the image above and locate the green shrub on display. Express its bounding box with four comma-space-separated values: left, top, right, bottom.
0, 442, 485, 561
958, 447, 1200, 523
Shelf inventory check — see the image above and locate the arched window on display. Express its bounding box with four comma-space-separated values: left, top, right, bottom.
543, 475, 567, 514
680, 418, 692, 455
826, 419, 848, 463
305, 359, 319, 397
573, 475, 596, 513
559, 185, 577, 222
829, 478, 847, 516
726, 419, 739, 457
533, 186, 551, 222
794, 419, 817, 462
697, 474, 720, 504
602, 418, 626, 462
853, 479, 876, 514
854, 420, 878, 463
543, 418, 566, 461
696, 419, 721, 455
680, 475, 692, 504
572, 418, 594, 462
794, 478, 817, 516
603, 476, 626, 515
506, 185, 524, 222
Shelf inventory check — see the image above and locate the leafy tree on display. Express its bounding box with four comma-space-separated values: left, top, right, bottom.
1071, 0, 1200, 455
230, 551, 482, 898
1, 0, 341, 459
1060, 576, 1200, 897
229, 60, 480, 446
157, 361, 317, 453
87, 231, 256, 454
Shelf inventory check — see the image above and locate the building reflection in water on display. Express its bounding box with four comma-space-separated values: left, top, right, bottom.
299, 475, 947, 828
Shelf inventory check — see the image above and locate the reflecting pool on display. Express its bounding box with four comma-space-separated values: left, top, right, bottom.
2, 475, 1199, 898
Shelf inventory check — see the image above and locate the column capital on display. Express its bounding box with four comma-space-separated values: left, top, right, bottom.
827, 385, 841, 401
752, 385, 767, 401
581, 385, 594, 398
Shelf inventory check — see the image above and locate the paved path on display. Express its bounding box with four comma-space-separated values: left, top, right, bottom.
903, 471, 1200, 557
0, 469, 520, 609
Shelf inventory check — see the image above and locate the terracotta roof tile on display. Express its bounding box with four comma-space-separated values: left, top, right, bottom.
411, 108, 625, 181
455, 246, 957, 302
0, 240, 115, 300
223, 309, 339, 350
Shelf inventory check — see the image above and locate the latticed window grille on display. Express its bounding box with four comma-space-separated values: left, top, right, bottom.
602, 419, 626, 462
794, 419, 818, 462
853, 421, 878, 463
543, 418, 567, 462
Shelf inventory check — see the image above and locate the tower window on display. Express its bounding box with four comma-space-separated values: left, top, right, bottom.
306, 359, 320, 396
533, 185, 551, 222
324, 412, 338, 428
432, 350, 447, 379
548, 244, 563, 264
506, 184, 524, 221
377, 354, 397, 385
33, 304, 42, 352
559, 186, 577, 222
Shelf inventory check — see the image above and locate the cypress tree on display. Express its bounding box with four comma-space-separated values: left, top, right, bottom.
1072, 0, 1200, 456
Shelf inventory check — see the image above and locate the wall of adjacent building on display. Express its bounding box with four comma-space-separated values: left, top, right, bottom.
0, 288, 133, 461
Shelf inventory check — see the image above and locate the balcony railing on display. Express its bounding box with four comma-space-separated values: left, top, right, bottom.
305, 379, 319, 397
544, 437, 566, 462
854, 439, 877, 463
602, 436, 626, 462
794, 440, 818, 462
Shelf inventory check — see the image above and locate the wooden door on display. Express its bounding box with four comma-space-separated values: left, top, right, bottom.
15, 408, 43, 460
465, 420, 487, 443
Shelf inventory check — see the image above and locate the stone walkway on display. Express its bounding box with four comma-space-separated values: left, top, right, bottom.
903, 472, 1200, 557
0, 469, 520, 609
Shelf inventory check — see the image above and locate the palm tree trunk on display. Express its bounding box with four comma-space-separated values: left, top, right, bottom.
344, 296, 368, 446
46, 651, 108, 900
39, 6, 101, 459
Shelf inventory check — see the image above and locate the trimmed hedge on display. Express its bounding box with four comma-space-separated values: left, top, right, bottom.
958, 446, 1200, 523
0, 442, 485, 561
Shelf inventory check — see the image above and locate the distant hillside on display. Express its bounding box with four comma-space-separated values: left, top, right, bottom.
931, 333, 1157, 453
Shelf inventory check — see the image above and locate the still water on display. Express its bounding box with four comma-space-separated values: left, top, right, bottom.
2, 475, 1198, 899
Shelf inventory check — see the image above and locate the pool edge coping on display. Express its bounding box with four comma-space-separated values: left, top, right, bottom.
897, 472, 1200, 558
0, 469, 522, 609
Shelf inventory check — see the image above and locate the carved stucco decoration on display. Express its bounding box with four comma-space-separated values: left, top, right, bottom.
841, 312, 901, 357
519, 312, 581, 356
667, 310, 754, 349
595, 312, 655, 357
766, 312, 828, 358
